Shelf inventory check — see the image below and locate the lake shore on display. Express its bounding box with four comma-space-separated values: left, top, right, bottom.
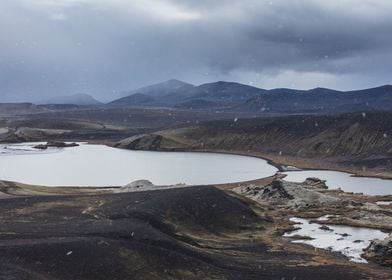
110, 141, 392, 180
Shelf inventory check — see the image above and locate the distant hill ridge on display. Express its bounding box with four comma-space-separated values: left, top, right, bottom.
108, 79, 392, 113
39, 93, 102, 106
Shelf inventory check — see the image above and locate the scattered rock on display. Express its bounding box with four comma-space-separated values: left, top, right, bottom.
47, 141, 79, 148
260, 180, 295, 200
363, 234, 392, 267
304, 177, 328, 189
33, 141, 79, 150
33, 144, 48, 150
319, 225, 332, 231
350, 201, 364, 207
288, 234, 314, 240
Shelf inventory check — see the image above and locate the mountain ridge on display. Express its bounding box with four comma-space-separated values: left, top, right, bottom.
38, 93, 102, 106
108, 80, 392, 113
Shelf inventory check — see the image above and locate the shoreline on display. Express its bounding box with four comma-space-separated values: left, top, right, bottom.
108, 143, 392, 181
1, 140, 390, 191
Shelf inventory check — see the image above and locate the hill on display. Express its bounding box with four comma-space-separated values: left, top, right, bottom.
108, 79, 194, 106
108, 80, 392, 113
0, 185, 378, 280
39, 93, 102, 106
117, 111, 392, 178
238, 85, 392, 113
109, 80, 265, 108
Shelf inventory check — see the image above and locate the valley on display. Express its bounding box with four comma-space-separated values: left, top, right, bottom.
0, 81, 391, 279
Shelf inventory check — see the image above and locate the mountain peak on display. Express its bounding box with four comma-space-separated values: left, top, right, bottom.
127, 79, 194, 97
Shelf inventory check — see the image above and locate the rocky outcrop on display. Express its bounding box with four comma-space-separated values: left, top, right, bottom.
258, 180, 295, 201
234, 178, 341, 209
123, 180, 155, 190
33, 141, 79, 149
116, 133, 188, 151
363, 234, 392, 266
116, 180, 186, 193
116, 134, 163, 150
303, 177, 328, 189
0, 127, 70, 143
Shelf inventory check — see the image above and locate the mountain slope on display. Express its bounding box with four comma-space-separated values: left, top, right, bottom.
109, 80, 265, 108
109, 80, 392, 113
109, 79, 194, 106
239, 85, 392, 113
174, 81, 266, 109
117, 111, 392, 178
40, 94, 102, 106
127, 79, 194, 97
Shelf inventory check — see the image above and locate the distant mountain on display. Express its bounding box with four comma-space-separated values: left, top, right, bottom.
109, 79, 194, 106
39, 93, 102, 106
238, 85, 392, 113
108, 80, 264, 108
108, 79, 392, 113
129, 79, 194, 97
181, 81, 265, 102
108, 93, 156, 107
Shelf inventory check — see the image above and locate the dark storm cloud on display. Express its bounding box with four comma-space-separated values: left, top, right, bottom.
1, 0, 392, 102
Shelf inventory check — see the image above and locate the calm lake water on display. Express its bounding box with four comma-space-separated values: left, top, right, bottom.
283, 170, 392, 196
0, 143, 278, 187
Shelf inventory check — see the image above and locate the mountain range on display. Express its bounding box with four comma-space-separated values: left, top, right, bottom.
31, 80, 392, 114
108, 79, 266, 108
108, 80, 392, 113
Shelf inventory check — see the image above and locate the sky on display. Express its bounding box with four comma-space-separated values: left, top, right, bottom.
1, 0, 392, 102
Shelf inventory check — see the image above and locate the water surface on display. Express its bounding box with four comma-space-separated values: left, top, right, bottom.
283, 170, 392, 196
0, 143, 278, 187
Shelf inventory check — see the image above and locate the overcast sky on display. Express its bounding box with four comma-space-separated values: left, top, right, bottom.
1, 0, 392, 102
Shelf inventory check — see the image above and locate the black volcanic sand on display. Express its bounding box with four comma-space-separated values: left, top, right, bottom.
0, 186, 386, 279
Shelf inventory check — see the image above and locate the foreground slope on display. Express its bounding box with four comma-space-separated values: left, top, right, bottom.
0, 186, 384, 280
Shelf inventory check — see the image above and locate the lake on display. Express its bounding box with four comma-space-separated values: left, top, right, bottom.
0, 143, 278, 187
283, 170, 392, 196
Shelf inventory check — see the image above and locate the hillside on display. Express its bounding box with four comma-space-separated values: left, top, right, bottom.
117, 111, 392, 178
239, 85, 392, 113
0, 184, 384, 280
39, 93, 102, 106
108, 79, 194, 106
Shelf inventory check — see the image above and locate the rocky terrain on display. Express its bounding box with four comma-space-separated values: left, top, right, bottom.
363, 235, 392, 266
0, 178, 391, 279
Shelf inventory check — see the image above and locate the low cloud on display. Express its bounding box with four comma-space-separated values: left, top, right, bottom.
1, 0, 391, 101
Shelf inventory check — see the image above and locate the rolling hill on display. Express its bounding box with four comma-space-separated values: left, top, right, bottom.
39, 93, 103, 106
108, 80, 392, 114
